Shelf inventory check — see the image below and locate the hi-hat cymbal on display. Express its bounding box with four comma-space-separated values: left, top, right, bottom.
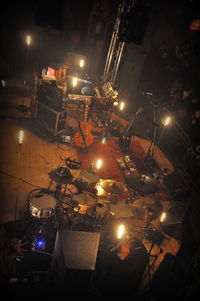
100, 179, 127, 194
49, 168, 73, 184
125, 173, 157, 194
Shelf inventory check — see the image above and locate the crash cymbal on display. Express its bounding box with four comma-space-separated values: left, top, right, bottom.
125, 173, 158, 194
100, 179, 127, 194
49, 167, 73, 185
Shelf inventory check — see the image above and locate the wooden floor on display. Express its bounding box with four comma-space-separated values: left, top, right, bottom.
0, 87, 181, 290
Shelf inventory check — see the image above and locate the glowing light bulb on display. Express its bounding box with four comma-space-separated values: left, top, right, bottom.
72, 77, 78, 87
119, 102, 125, 111
160, 212, 167, 222
96, 159, 102, 169
18, 130, 24, 144
117, 224, 125, 239
80, 59, 84, 68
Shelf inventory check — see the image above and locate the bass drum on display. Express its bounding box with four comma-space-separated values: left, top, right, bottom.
28, 189, 56, 219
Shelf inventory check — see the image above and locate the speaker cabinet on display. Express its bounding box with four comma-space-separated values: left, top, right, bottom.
35, 101, 67, 135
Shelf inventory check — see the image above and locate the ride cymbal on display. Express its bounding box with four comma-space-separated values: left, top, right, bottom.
125, 173, 157, 194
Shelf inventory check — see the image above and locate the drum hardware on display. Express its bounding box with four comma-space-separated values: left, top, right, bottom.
60, 156, 82, 170
72, 191, 97, 215
125, 173, 158, 194
48, 167, 74, 196
109, 201, 133, 219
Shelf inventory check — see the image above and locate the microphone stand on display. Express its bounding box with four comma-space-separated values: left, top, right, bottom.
144, 98, 159, 172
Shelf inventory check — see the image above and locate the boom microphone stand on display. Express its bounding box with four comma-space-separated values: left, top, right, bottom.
144, 98, 160, 173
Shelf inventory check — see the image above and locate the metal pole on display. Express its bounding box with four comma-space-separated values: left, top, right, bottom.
14, 144, 22, 220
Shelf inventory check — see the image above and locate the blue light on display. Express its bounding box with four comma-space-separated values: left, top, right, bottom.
35, 239, 45, 249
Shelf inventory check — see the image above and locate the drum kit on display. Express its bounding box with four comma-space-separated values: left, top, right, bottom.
28, 156, 162, 227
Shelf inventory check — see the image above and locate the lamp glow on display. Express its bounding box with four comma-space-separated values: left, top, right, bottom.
96, 159, 102, 169
18, 130, 24, 145
80, 59, 84, 68
26, 35, 31, 46
119, 102, 125, 111
162, 116, 171, 126
160, 212, 167, 222
72, 77, 78, 87
117, 224, 125, 239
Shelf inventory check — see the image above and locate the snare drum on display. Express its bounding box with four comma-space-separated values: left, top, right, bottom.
110, 201, 133, 219
29, 190, 56, 218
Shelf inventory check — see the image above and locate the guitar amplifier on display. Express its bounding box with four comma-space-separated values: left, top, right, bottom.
35, 101, 67, 135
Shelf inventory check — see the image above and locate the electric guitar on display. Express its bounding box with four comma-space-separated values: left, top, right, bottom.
73, 97, 94, 149
119, 106, 144, 150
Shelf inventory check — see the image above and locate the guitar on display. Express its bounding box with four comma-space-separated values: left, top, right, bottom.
73, 97, 94, 149
118, 106, 144, 150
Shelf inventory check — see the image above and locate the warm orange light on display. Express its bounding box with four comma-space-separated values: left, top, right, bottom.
117, 224, 125, 239
26, 35, 31, 46
160, 212, 167, 222
96, 159, 102, 169
18, 130, 24, 144
119, 102, 125, 111
72, 77, 78, 87
79, 59, 84, 68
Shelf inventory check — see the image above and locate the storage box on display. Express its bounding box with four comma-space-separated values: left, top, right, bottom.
35, 101, 67, 135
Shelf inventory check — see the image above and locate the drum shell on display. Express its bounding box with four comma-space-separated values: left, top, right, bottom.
29, 191, 56, 219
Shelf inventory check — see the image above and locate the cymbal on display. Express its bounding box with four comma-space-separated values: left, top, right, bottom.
125, 173, 158, 194
79, 168, 100, 183
132, 195, 163, 221
49, 168, 73, 184
100, 179, 127, 194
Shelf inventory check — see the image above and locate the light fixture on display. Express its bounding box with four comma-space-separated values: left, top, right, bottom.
26, 35, 32, 46
161, 115, 172, 126
119, 102, 125, 111
79, 59, 84, 68
96, 159, 102, 169
160, 212, 167, 223
117, 224, 125, 239
18, 130, 24, 145
72, 77, 78, 87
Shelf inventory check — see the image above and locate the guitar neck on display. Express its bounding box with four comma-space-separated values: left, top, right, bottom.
83, 97, 91, 123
